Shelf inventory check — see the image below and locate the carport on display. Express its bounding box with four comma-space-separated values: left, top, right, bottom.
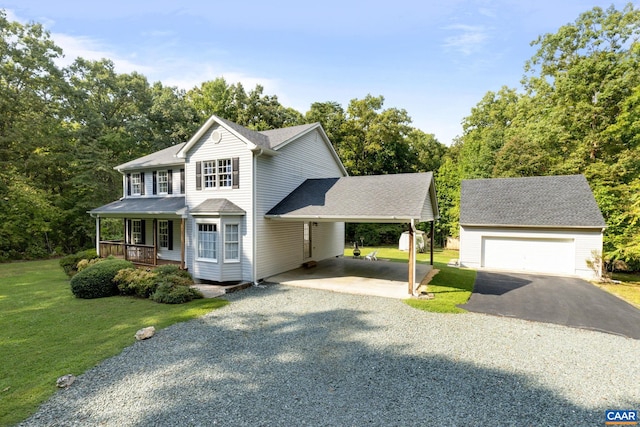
265, 172, 439, 296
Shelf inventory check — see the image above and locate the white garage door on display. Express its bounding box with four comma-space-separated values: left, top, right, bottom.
482, 237, 575, 275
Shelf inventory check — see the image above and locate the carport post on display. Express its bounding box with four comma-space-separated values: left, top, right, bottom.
408, 219, 416, 295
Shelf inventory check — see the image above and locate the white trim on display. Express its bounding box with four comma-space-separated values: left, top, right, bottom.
223, 222, 240, 263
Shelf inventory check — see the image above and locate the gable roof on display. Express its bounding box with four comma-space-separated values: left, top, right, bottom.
460, 175, 606, 228
266, 172, 438, 223
115, 143, 186, 171
176, 115, 347, 175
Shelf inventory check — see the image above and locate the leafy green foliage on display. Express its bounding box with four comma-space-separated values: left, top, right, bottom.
151, 274, 203, 304
114, 267, 158, 298
154, 264, 192, 279
70, 258, 133, 299
59, 249, 99, 276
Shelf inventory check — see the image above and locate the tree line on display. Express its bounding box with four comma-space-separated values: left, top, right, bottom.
1, 5, 639, 270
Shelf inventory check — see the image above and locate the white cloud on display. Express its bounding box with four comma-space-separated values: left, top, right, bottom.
442, 24, 490, 55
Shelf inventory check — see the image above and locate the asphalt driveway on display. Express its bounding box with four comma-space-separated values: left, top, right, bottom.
460, 271, 640, 339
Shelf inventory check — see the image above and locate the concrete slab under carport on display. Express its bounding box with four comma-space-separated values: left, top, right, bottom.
266, 257, 432, 299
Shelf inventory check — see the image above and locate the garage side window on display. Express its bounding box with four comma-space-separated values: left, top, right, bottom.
197, 223, 217, 260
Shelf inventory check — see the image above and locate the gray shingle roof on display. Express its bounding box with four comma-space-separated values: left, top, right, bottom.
115, 143, 186, 171
89, 197, 186, 216
460, 175, 606, 228
266, 173, 438, 222
259, 123, 317, 149
191, 199, 246, 215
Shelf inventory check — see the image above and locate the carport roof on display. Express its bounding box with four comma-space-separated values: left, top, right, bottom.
266, 172, 439, 223
460, 174, 606, 228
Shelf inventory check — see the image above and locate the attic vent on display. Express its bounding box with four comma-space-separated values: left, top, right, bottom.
211, 130, 222, 144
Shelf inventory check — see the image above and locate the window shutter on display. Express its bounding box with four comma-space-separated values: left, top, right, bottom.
140, 173, 146, 195
152, 171, 157, 195
167, 169, 173, 195
126, 219, 132, 243
232, 157, 240, 189
168, 220, 174, 250
180, 168, 185, 194
196, 161, 202, 190
127, 174, 131, 196
140, 220, 146, 244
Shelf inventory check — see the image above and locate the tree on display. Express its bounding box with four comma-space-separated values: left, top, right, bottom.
305, 101, 346, 148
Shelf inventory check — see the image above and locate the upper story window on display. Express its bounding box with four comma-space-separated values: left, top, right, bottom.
157, 171, 169, 194
196, 157, 239, 191
127, 172, 145, 196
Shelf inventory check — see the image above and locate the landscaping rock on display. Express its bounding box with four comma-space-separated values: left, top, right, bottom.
56, 374, 75, 388
135, 326, 156, 341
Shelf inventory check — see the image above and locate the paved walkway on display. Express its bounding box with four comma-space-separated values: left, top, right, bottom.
460, 271, 640, 339
267, 257, 431, 299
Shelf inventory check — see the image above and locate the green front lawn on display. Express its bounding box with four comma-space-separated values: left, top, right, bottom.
595, 272, 640, 309
343, 246, 475, 313
0, 259, 228, 426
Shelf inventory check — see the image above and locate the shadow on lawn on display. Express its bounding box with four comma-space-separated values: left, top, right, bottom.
20, 285, 605, 426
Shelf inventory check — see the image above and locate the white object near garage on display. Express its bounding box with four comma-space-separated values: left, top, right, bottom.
459, 175, 606, 279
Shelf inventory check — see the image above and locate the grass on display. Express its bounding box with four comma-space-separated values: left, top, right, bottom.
593, 272, 640, 309
344, 246, 476, 313
0, 259, 228, 426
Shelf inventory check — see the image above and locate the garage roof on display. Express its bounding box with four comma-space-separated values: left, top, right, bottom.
266, 172, 439, 223
460, 175, 606, 228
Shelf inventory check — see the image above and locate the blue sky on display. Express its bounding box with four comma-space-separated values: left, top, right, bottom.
3, 1, 636, 145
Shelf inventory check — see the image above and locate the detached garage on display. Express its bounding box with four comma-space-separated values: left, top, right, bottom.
459, 175, 606, 279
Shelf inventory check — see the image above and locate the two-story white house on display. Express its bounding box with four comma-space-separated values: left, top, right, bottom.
90, 115, 440, 286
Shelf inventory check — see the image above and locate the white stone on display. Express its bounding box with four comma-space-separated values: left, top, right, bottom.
56, 374, 75, 388
135, 326, 156, 341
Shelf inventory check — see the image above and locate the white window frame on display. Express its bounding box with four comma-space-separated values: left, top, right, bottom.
217, 158, 232, 188
157, 170, 169, 194
132, 219, 142, 244
158, 220, 169, 249
203, 161, 216, 189
131, 173, 142, 196
196, 221, 218, 262
224, 223, 240, 263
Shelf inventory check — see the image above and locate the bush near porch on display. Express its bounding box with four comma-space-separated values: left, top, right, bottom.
0, 259, 228, 426
343, 246, 476, 313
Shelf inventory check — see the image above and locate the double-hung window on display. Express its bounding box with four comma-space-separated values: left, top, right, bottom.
218, 159, 232, 188
158, 220, 169, 248
157, 171, 169, 194
224, 224, 239, 262
203, 161, 216, 188
131, 173, 142, 195
197, 223, 217, 260
132, 219, 143, 244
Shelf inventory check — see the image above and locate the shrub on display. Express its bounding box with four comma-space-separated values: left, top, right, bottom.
150, 274, 202, 304
77, 257, 102, 272
154, 264, 192, 279
70, 259, 133, 299
114, 268, 158, 298
60, 249, 99, 276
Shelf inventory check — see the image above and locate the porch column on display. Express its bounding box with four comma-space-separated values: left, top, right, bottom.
95, 216, 101, 256
153, 219, 158, 266
180, 218, 186, 270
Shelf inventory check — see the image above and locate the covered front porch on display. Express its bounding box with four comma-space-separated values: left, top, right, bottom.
89, 197, 187, 269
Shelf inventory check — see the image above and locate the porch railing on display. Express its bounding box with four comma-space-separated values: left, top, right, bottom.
99, 241, 156, 266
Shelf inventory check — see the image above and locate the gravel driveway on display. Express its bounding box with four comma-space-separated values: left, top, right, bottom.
21, 285, 640, 426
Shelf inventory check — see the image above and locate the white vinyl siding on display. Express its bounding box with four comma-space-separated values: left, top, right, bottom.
460, 226, 603, 279
255, 129, 346, 279
185, 124, 253, 281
